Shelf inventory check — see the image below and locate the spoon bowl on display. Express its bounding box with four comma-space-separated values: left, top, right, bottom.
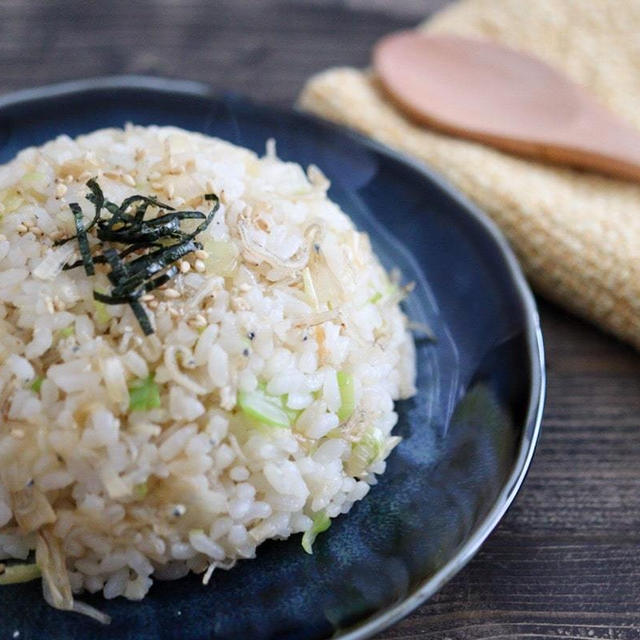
374, 31, 640, 181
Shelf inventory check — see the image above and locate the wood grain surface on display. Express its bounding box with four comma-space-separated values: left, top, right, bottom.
1, 1, 639, 638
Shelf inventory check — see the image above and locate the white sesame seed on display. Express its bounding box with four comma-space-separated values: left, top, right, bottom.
16, 223, 28, 233
194, 259, 206, 273
179, 260, 191, 274
148, 171, 162, 181
31, 226, 43, 237
194, 249, 209, 260
163, 288, 181, 299
55, 183, 68, 198
123, 174, 136, 187
166, 183, 175, 199
148, 300, 159, 310
140, 293, 155, 302
231, 297, 250, 311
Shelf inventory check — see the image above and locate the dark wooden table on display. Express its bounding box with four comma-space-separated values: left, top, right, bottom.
2, 1, 639, 638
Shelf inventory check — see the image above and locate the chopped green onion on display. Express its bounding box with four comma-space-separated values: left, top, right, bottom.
22, 171, 48, 191
0, 562, 41, 585
347, 429, 400, 477
200, 238, 239, 276
30, 376, 44, 393
132, 482, 148, 500
128, 374, 161, 412
238, 386, 296, 428
368, 283, 400, 306
337, 371, 355, 422
0, 189, 23, 214
58, 326, 74, 338
301, 511, 331, 554
93, 297, 111, 326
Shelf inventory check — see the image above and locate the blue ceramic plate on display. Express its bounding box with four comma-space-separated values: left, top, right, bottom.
0, 77, 544, 640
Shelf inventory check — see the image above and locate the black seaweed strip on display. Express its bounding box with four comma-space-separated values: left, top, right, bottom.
70, 203, 95, 276
61, 182, 217, 334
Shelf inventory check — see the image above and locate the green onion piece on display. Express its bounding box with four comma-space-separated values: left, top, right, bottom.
132, 482, 148, 500
0, 189, 23, 215
337, 371, 355, 422
301, 512, 331, 554
0, 562, 41, 585
128, 374, 161, 412
200, 238, 239, 276
30, 376, 44, 393
360, 429, 385, 465
22, 171, 48, 190
368, 292, 383, 304
238, 386, 294, 428
58, 326, 74, 338
93, 298, 111, 326
346, 429, 399, 477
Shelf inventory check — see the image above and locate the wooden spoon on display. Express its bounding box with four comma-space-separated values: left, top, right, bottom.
373, 31, 640, 181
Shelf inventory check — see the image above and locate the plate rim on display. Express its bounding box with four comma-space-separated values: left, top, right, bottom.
0, 75, 546, 640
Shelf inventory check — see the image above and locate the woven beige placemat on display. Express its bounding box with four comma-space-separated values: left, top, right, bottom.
298, 0, 640, 350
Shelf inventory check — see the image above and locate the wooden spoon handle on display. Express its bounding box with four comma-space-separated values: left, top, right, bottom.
552, 108, 640, 181
453, 111, 640, 182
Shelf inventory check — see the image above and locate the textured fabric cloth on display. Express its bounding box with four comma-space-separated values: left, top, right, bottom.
299, 0, 640, 350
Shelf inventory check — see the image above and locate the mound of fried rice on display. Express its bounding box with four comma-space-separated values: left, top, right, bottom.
0, 125, 415, 618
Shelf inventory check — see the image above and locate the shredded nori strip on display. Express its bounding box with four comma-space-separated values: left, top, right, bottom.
58, 180, 219, 335
129, 299, 153, 335
69, 203, 95, 276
